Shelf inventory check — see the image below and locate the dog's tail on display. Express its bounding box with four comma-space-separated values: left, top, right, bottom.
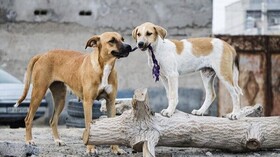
231, 46, 243, 96
14, 54, 42, 107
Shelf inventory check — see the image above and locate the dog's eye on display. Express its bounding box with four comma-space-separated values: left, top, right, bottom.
121, 37, 124, 41
146, 32, 152, 36
108, 38, 116, 44
137, 33, 141, 37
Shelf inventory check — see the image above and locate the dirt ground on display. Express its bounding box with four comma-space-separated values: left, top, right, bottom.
0, 126, 280, 157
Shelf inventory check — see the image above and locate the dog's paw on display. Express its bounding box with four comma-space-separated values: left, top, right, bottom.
226, 112, 240, 120
26, 140, 36, 146
86, 145, 98, 156
54, 139, 66, 146
160, 109, 174, 117
191, 109, 205, 116
111, 145, 126, 155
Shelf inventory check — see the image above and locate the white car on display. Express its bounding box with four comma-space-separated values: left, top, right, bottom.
0, 69, 48, 128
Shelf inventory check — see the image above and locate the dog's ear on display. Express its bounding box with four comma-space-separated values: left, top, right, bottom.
132, 27, 138, 41
154, 25, 167, 39
85, 36, 100, 49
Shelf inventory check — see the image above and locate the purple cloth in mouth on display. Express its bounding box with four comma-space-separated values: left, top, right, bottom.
148, 45, 160, 82
130, 46, 160, 82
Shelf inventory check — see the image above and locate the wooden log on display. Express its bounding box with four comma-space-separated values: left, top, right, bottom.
85, 88, 280, 157
100, 98, 132, 115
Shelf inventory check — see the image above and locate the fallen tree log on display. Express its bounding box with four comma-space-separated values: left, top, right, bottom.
84, 88, 280, 157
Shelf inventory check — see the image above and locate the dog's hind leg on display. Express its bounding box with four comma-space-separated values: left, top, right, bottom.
218, 74, 241, 120
25, 81, 49, 145
192, 69, 216, 116
233, 65, 243, 96
49, 81, 67, 146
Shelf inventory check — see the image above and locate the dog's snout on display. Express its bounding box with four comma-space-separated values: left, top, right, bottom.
124, 44, 132, 52
138, 42, 144, 48
111, 43, 132, 58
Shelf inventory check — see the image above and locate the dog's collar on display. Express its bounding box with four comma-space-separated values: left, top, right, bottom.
148, 45, 160, 82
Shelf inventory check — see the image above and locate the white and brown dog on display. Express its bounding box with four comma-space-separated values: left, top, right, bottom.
15, 32, 131, 154
132, 22, 243, 119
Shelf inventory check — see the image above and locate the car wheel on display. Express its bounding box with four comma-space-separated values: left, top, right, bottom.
66, 115, 108, 128
10, 119, 25, 128
65, 115, 85, 128
67, 99, 103, 119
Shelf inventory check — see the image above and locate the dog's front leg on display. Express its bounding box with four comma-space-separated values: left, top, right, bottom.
161, 74, 179, 117
160, 75, 169, 99
82, 95, 97, 155
106, 94, 126, 155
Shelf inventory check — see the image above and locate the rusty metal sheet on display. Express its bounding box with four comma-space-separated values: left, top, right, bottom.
218, 53, 266, 117
271, 54, 280, 116
269, 37, 280, 52
215, 35, 280, 117
215, 35, 266, 52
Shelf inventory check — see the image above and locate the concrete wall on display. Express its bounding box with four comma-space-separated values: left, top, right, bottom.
0, 0, 212, 36
0, 0, 216, 115
225, 1, 246, 35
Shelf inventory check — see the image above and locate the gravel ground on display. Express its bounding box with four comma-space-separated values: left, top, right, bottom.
0, 126, 280, 157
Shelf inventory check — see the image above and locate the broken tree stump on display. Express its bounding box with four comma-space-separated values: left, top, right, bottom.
84, 88, 280, 157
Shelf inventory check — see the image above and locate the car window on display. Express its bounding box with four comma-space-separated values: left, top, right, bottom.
0, 69, 21, 83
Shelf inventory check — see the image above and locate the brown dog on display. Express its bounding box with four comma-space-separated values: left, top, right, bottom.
15, 32, 132, 154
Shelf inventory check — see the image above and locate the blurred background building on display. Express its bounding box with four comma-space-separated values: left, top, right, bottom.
225, 0, 280, 34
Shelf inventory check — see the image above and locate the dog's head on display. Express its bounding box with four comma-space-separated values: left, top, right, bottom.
85, 32, 132, 59
132, 22, 167, 51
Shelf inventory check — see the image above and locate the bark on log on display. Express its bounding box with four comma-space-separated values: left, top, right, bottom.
85, 88, 280, 157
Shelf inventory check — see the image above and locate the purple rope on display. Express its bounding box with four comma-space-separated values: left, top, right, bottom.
131, 47, 138, 52
130, 46, 160, 82
148, 45, 160, 82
